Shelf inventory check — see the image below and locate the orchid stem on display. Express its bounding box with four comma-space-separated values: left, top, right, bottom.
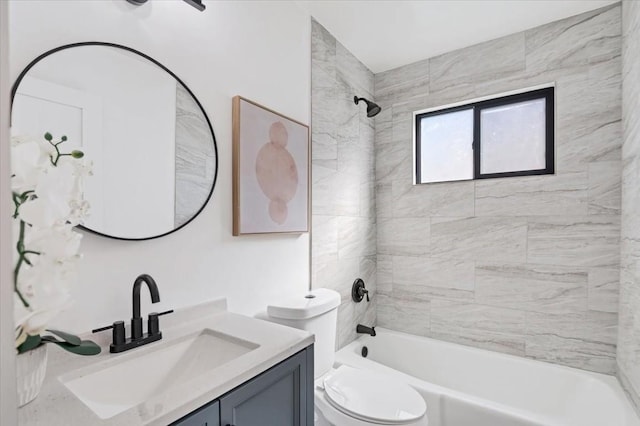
12, 193, 20, 218
14, 220, 31, 309
48, 138, 62, 166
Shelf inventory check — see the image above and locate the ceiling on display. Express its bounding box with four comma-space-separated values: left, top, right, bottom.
297, 0, 619, 73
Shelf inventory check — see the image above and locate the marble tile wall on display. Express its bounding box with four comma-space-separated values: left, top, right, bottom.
618, 0, 640, 413
311, 19, 376, 349
374, 4, 622, 374
174, 84, 216, 227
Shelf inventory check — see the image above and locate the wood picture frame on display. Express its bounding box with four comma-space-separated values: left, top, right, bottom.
232, 96, 310, 235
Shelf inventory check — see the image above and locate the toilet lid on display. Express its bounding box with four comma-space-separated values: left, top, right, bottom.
323, 365, 426, 425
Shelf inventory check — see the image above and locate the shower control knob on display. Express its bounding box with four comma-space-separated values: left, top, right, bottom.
351, 278, 369, 303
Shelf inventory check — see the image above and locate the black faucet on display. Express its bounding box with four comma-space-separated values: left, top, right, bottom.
356, 324, 376, 336
92, 274, 173, 353
132, 274, 160, 340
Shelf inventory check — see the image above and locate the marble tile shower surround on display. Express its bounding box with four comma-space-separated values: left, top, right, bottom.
617, 0, 640, 414
373, 4, 622, 374
311, 18, 377, 350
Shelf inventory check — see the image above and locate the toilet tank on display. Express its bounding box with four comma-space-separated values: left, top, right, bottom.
266, 288, 341, 378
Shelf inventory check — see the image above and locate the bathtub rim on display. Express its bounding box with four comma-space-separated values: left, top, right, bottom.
335, 327, 640, 426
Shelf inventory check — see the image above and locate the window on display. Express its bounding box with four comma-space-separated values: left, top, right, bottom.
415, 87, 554, 184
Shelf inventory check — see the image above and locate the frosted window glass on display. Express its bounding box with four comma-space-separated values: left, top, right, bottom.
419, 108, 473, 183
480, 98, 546, 175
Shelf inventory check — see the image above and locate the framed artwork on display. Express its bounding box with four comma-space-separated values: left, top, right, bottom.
232, 96, 310, 235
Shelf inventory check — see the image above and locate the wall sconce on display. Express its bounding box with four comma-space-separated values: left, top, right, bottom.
125, 0, 206, 12
184, 0, 205, 11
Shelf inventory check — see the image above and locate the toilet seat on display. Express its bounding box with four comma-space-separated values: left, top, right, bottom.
321, 365, 426, 425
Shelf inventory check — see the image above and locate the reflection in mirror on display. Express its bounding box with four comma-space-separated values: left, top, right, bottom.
11, 43, 217, 240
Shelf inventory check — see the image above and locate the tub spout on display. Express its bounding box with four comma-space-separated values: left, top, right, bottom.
356, 324, 376, 336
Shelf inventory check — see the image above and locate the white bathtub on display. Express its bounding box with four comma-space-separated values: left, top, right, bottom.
334, 328, 640, 426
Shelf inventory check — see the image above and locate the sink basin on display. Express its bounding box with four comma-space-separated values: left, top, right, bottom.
60, 329, 259, 419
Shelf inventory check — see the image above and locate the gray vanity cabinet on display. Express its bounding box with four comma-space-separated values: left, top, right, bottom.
220, 346, 313, 426
173, 401, 220, 426
172, 345, 313, 426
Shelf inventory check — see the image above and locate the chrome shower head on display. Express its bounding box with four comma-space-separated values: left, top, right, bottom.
354, 96, 381, 118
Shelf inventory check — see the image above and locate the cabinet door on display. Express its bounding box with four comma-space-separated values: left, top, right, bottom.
220, 346, 314, 426
172, 400, 220, 426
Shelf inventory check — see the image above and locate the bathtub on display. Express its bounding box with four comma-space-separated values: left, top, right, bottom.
334, 328, 640, 426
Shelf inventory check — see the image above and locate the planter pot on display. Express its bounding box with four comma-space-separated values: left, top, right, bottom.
16, 344, 48, 407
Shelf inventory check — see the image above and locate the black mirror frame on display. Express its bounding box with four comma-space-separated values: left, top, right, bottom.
10, 41, 219, 241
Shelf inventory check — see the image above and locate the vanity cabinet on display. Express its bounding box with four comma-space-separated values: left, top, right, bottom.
172, 345, 313, 426
173, 401, 220, 426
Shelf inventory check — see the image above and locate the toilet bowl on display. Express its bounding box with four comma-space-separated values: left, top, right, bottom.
265, 288, 428, 426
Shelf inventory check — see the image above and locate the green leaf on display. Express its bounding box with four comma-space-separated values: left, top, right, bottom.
44, 132, 52, 141
70, 150, 84, 159
45, 329, 81, 346
52, 340, 101, 356
61, 135, 68, 142
41, 335, 80, 346
17, 335, 42, 354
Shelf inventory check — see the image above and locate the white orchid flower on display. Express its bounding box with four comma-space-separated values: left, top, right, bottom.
18, 162, 76, 228
14, 292, 72, 338
70, 159, 93, 204
68, 200, 91, 226
11, 133, 92, 351
25, 225, 83, 262
14, 254, 74, 337
15, 325, 28, 348
10, 140, 50, 194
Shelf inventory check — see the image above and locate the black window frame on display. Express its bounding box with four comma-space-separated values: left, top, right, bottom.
415, 87, 555, 184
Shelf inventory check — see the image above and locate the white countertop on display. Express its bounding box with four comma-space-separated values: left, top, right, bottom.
18, 299, 314, 425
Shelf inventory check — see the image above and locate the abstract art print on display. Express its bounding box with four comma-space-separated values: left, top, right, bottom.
232, 96, 309, 235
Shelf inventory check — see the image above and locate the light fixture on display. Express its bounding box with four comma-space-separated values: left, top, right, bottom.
183, 0, 205, 11
354, 96, 382, 118
125, 0, 205, 12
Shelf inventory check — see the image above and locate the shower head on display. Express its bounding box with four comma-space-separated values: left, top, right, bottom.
354, 96, 381, 118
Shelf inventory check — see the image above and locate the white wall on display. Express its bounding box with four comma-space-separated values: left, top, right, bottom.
1, 1, 17, 423
8, 0, 311, 334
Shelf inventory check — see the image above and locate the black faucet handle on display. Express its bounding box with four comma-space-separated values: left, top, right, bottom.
92, 324, 115, 334
92, 321, 125, 346
148, 309, 174, 336
352, 278, 371, 303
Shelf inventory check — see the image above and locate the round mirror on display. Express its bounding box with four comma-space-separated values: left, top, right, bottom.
11, 42, 218, 240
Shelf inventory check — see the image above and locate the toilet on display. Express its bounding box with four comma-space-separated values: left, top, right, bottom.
266, 288, 428, 426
